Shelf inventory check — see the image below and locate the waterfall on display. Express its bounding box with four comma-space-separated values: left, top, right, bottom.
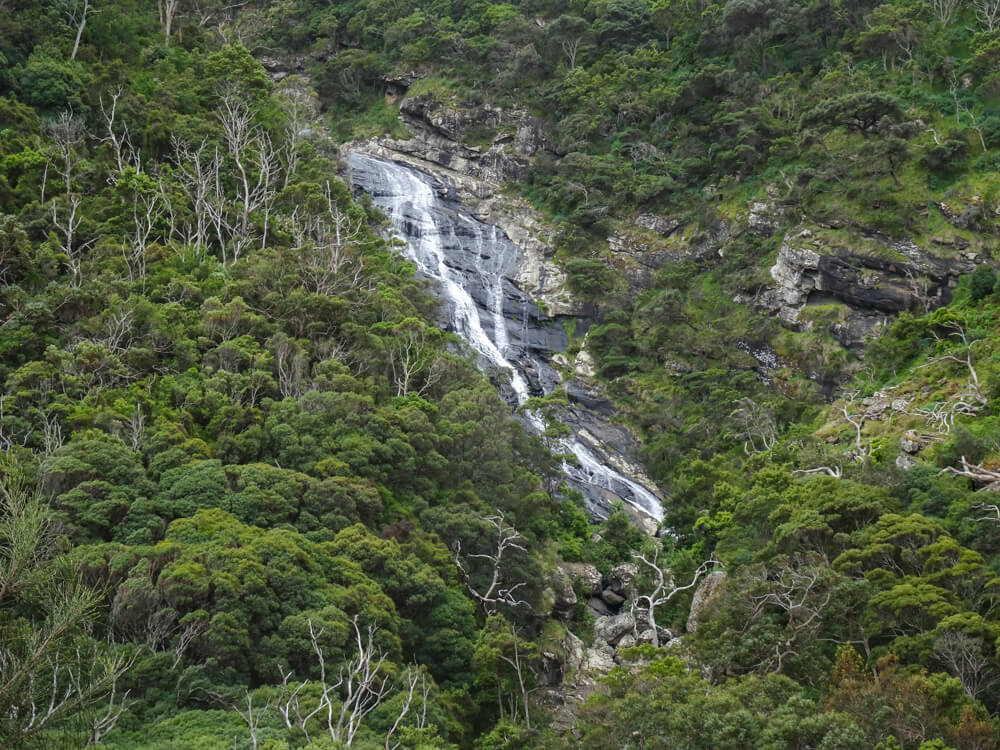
347, 152, 664, 522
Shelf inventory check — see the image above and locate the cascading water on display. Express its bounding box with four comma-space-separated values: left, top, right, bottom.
347, 152, 664, 522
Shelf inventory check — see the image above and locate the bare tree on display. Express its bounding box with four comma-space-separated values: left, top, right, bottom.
170, 137, 218, 254
497, 624, 534, 729
839, 391, 869, 463
940, 455, 1000, 487
83, 661, 133, 746
934, 631, 998, 699
276, 79, 316, 189
46, 111, 86, 199
218, 92, 280, 261
122, 191, 162, 285
125, 403, 145, 452
919, 321, 986, 404
792, 466, 843, 479
931, 0, 962, 25
950, 76, 987, 151
270, 333, 308, 399
384, 667, 429, 750
275, 617, 396, 746
384, 319, 445, 398
631, 542, 722, 648
40, 411, 64, 457
59, 0, 99, 60
454, 512, 530, 616
233, 689, 272, 750
976, 0, 1000, 29
730, 397, 777, 455
99, 88, 141, 181
51, 195, 94, 288
292, 182, 367, 296
158, 0, 182, 45
750, 557, 834, 673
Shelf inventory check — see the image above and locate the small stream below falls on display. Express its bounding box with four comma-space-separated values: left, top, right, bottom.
347, 152, 664, 523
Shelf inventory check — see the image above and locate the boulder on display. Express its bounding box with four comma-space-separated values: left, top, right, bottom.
549, 566, 577, 615
601, 588, 626, 608
584, 643, 617, 673
607, 562, 639, 596
587, 597, 612, 616
616, 633, 637, 650
559, 562, 603, 596
594, 612, 635, 646
635, 625, 673, 646
687, 571, 727, 633
634, 213, 681, 237
899, 432, 921, 454
574, 350, 597, 379
748, 198, 788, 238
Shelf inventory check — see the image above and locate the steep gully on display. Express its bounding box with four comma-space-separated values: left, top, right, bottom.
346, 152, 664, 524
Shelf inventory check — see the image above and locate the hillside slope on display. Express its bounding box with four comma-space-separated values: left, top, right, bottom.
3, 1, 1000, 749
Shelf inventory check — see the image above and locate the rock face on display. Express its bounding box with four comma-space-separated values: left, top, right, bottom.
607, 562, 639, 597
389, 96, 548, 184
594, 612, 636, 646
687, 571, 726, 633
346, 149, 666, 525
550, 566, 578, 616
759, 229, 975, 347
559, 562, 603, 596
346, 92, 577, 318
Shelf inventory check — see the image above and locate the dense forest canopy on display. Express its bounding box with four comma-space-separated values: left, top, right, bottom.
3, 0, 1000, 748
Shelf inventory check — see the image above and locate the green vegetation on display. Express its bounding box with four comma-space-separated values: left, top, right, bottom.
5, 0, 1000, 748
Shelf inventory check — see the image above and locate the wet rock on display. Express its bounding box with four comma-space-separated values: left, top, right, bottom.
687, 571, 726, 633
565, 381, 615, 416
608, 562, 639, 596
594, 611, 635, 646
896, 454, 917, 470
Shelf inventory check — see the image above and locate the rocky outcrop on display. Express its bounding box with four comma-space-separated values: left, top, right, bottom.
387, 95, 549, 184
757, 227, 976, 347
687, 571, 726, 632
559, 562, 603, 596
346, 92, 668, 525
747, 188, 793, 238
347, 100, 578, 317
594, 612, 636, 646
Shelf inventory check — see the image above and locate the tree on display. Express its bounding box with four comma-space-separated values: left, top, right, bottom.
632, 541, 722, 647
975, 0, 1000, 29
379, 318, 445, 398
58, 0, 99, 60
216, 92, 279, 262
454, 512, 529, 616
931, 0, 962, 25
0, 451, 133, 746
275, 616, 399, 746
158, 0, 182, 45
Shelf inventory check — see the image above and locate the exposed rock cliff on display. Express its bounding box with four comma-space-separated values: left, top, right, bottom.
345, 94, 578, 318
755, 225, 978, 347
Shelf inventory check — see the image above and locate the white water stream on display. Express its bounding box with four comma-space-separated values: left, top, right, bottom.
347, 152, 663, 521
